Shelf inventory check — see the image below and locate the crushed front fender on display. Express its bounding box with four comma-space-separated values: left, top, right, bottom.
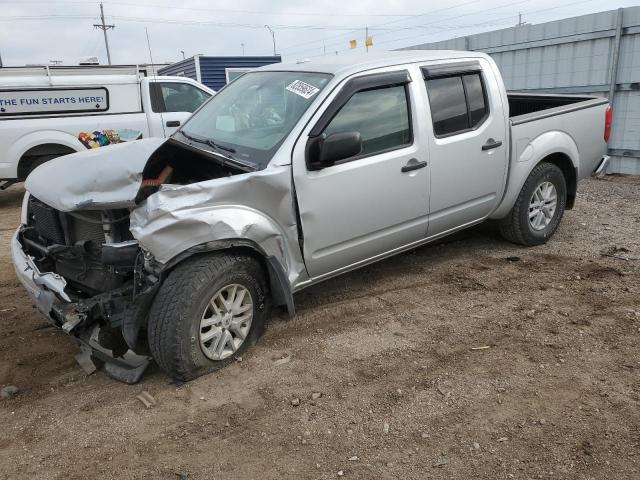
130, 164, 308, 287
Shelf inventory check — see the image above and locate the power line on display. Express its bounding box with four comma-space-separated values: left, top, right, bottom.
285, 0, 604, 58
279, 0, 485, 54
373, 0, 602, 51
285, 0, 527, 57
0, 0, 434, 17
0, 13, 511, 32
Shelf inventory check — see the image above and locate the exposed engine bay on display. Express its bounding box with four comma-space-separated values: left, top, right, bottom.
22, 196, 136, 295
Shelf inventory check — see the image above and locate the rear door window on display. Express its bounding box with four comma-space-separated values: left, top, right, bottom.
425, 71, 488, 137
463, 74, 487, 125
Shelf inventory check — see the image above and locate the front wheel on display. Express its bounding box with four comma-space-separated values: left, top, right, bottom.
147, 253, 269, 381
499, 162, 567, 246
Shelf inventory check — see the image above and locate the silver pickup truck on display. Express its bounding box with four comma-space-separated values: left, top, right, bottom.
11, 51, 610, 383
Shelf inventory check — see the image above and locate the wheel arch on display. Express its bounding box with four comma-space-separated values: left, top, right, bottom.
538, 152, 577, 210
491, 130, 580, 220
17, 143, 78, 178
12, 131, 85, 179
157, 239, 295, 318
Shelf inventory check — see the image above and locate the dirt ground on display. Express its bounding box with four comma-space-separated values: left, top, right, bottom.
0, 176, 639, 480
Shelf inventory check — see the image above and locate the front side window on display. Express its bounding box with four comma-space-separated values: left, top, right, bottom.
425, 72, 488, 137
152, 82, 211, 113
323, 85, 411, 158
179, 71, 332, 169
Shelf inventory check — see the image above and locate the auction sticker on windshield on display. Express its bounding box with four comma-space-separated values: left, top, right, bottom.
286, 80, 320, 99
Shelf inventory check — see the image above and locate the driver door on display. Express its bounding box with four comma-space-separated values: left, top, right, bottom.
292, 69, 431, 279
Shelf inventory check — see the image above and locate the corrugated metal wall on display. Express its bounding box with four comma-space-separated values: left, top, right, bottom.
404, 7, 640, 174
157, 57, 197, 80
198, 56, 281, 90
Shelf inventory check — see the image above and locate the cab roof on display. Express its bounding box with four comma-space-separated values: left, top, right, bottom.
258, 50, 490, 77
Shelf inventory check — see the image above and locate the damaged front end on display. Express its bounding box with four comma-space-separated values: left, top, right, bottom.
14, 136, 299, 383
14, 196, 158, 383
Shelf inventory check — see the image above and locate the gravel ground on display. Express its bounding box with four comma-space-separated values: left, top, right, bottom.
0, 176, 639, 480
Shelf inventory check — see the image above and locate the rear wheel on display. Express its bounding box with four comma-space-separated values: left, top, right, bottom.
147, 253, 269, 381
499, 162, 567, 246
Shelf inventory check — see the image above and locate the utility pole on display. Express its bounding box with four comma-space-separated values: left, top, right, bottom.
180, 50, 185, 59
365, 26, 369, 53
516, 13, 526, 27
0, 49, 3, 68
264, 25, 276, 56
94, 2, 115, 65
241, 43, 245, 56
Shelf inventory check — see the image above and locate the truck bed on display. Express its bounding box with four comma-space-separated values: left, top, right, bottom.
508, 92, 606, 125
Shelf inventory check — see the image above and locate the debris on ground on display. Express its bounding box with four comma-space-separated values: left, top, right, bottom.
136, 391, 156, 409
74, 349, 97, 375
291, 398, 300, 406
433, 457, 449, 467
1, 385, 19, 399
273, 355, 291, 366
436, 384, 451, 398
601, 246, 640, 261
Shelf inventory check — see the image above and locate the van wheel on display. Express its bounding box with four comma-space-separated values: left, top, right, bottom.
148, 253, 269, 381
499, 162, 567, 246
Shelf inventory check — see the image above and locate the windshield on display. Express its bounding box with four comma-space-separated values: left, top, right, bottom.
177, 71, 332, 169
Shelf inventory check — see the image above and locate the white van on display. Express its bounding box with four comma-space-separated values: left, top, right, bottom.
0, 65, 214, 188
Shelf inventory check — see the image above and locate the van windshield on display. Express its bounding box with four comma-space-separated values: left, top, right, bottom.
176, 71, 332, 169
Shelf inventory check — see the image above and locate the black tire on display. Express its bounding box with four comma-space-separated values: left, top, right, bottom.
498, 162, 567, 246
148, 253, 269, 381
23, 154, 59, 179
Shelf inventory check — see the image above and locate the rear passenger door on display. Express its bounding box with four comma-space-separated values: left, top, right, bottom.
422, 61, 508, 235
292, 70, 431, 278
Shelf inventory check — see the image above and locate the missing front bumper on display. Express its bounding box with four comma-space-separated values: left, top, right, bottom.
11, 227, 153, 384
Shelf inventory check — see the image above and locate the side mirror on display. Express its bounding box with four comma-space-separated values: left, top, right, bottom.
306, 132, 362, 171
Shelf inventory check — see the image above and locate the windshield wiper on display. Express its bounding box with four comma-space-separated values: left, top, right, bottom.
206, 140, 236, 154
175, 130, 255, 171
178, 130, 206, 145
178, 131, 236, 154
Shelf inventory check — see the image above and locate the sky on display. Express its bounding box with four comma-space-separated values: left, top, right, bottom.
0, 0, 637, 66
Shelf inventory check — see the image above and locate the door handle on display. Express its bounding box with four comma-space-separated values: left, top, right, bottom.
401, 160, 428, 173
166, 120, 180, 127
482, 139, 503, 151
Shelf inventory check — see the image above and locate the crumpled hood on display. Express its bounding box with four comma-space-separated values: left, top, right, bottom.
25, 138, 167, 211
